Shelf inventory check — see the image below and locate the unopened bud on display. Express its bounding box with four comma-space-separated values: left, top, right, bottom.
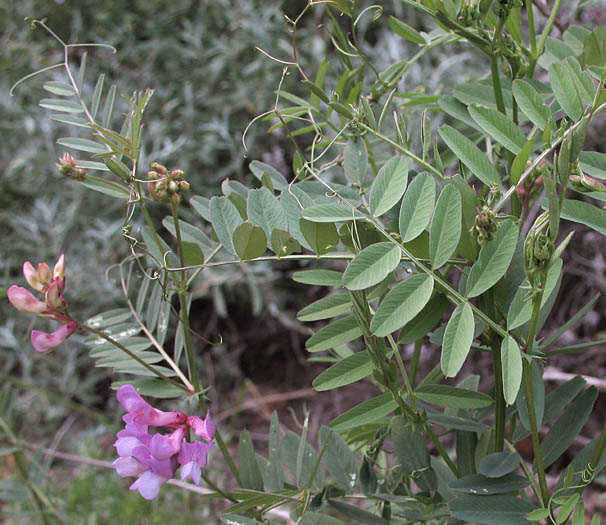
150, 162, 168, 175
178, 180, 190, 192
53, 254, 65, 279
23, 262, 44, 292
37, 263, 52, 288
45, 281, 64, 309
171, 169, 185, 180
168, 180, 179, 193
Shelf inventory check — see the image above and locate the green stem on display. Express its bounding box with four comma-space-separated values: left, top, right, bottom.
490, 55, 507, 116
170, 203, 242, 486
522, 284, 549, 505
410, 339, 423, 388
526, 0, 537, 57
358, 122, 444, 179
425, 424, 461, 478
530, 0, 563, 75
200, 472, 238, 503
81, 324, 188, 391
505, 439, 542, 503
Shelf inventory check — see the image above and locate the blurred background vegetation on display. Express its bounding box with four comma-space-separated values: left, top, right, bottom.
2, 0, 606, 521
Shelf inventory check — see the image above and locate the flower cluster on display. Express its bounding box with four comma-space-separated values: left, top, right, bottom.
113, 384, 215, 500
147, 162, 190, 204
57, 153, 87, 181
7, 255, 78, 353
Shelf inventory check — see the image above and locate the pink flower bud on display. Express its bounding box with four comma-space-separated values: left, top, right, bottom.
7, 286, 49, 315
23, 262, 44, 292
45, 281, 65, 310
37, 263, 52, 288
53, 254, 65, 279
30, 321, 78, 353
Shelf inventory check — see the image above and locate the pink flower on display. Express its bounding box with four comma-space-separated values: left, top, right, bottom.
7, 255, 76, 352
8, 286, 50, 315
187, 414, 216, 442
113, 385, 216, 498
31, 322, 78, 353
117, 384, 187, 428
178, 441, 214, 485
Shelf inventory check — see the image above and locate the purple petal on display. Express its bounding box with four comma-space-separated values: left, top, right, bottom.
117, 385, 186, 427
116, 384, 147, 412
180, 461, 201, 485
30, 322, 78, 353
115, 436, 144, 457
132, 447, 178, 479
187, 413, 216, 441
149, 427, 185, 460
129, 471, 167, 500
177, 441, 213, 469
7, 286, 49, 315
113, 456, 146, 478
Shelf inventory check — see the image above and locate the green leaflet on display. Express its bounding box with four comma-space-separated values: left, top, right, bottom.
512, 79, 552, 130
439, 125, 501, 187
297, 293, 351, 322
306, 316, 362, 352
330, 393, 398, 431
415, 385, 492, 409
247, 187, 287, 243
343, 137, 368, 185
370, 274, 434, 337
342, 242, 401, 290
441, 303, 475, 377
549, 61, 583, 121
232, 222, 267, 261
302, 203, 366, 222
501, 336, 522, 406
466, 220, 518, 298
312, 351, 373, 391
399, 172, 436, 243
369, 156, 409, 217
468, 104, 527, 154
430, 185, 462, 269
210, 196, 243, 255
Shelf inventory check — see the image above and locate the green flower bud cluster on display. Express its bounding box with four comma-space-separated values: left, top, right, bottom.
471, 205, 499, 246
147, 162, 190, 204
460, 0, 481, 27
524, 212, 554, 286
57, 153, 87, 182
569, 162, 606, 193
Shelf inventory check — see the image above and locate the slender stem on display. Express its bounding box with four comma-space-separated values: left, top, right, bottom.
410, 339, 423, 388
490, 55, 507, 116
526, 0, 537, 57
200, 472, 238, 503
169, 253, 471, 272
358, 122, 445, 179
522, 284, 549, 505
81, 324, 188, 390
425, 424, 461, 478
170, 204, 241, 486
505, 439, 542, 503
387, 334, 417, 411
529, 0, 563, 75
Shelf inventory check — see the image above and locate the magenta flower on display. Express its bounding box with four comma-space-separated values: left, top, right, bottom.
31, 322, 78, 353
113, 385, 216, 499
7, 254, 77, 353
